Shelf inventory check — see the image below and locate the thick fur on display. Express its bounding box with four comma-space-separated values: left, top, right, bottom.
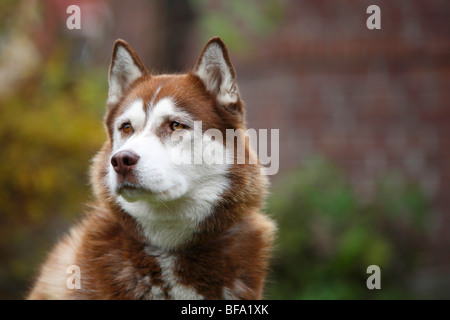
28, 37, 276, 300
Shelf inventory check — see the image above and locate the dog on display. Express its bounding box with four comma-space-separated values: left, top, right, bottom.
28, 37, 276, 300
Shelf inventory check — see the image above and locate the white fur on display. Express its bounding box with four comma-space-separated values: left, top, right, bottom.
108, 46, 143, 104
195, 42, 238, 105
223, 279, 252, 300
112, 99, 145, 149
150, 286, 165, 300
157, 254, 204, 299
107, 97, 231, 250
149, 98, 195, 129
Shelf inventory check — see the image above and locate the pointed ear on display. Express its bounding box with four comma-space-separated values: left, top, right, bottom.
194, 37, 240, 107
108, 39, 148, 104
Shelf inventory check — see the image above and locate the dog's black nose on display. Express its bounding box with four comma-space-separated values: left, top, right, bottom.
111, 150, 140, 175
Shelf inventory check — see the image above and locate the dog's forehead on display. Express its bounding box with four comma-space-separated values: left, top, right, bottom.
114, 80, 193, 127
120, 75, 175, 110
118, 99, 146, 126
107, 73, 235, 137
118, 74, 214, 118
117, 96, 188, 129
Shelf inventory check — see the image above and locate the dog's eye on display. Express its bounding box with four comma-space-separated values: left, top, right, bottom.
170, 121, 186, 131
120, 122, 133, 134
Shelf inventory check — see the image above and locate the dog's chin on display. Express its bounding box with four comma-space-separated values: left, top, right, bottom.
117, 185, 147, 202
115, 183, 185, 204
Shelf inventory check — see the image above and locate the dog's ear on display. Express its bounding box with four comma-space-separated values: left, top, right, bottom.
194, 37, 240, 109
108, 39, 148, 105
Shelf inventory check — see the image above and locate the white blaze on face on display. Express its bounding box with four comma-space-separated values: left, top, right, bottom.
112, 99, 146, 151
107, 96, 231, 250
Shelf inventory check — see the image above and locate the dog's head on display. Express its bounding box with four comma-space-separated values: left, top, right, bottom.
92, 37, 267, 248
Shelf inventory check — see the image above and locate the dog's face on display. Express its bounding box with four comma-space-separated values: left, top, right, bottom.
103, 38, 248, 227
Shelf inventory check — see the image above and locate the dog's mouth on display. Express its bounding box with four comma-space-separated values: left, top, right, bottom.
116, 183, 149, 199
116, 182, 173, 202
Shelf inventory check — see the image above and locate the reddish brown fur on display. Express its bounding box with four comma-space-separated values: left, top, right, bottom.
28, 37, 276, 300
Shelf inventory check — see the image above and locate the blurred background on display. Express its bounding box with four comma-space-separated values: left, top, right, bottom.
0, 0, 449, 299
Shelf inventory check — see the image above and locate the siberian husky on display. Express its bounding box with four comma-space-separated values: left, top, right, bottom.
28, 37, 276, 300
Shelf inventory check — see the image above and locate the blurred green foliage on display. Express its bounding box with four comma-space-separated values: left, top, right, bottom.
191, 0, 284, 53
266, 157, 429, 299
0, 49, 107, 299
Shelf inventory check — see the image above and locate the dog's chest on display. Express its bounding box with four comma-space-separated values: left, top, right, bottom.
76, 220, 255, 299
149, 252, 206, 300
108, 246, 219, 300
